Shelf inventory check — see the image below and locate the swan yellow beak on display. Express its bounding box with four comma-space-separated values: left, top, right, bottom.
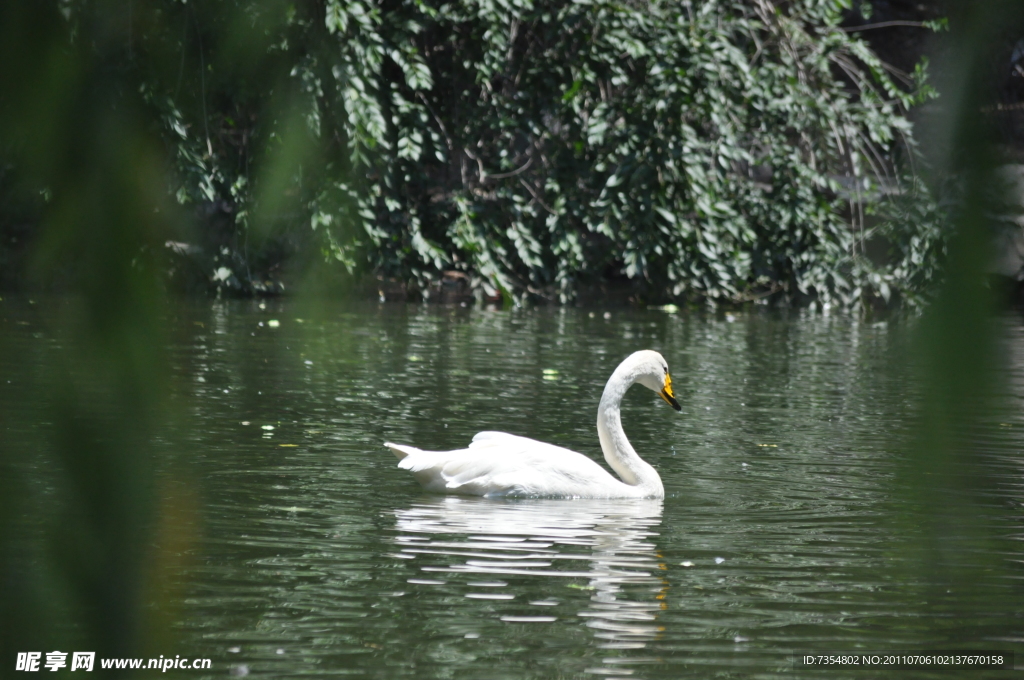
660, 374, 681, 411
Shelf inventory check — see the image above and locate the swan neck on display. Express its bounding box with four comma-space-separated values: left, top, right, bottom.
597, 366, 663, 496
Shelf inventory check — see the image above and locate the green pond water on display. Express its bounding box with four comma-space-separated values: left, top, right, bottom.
4, 300, 1024, 678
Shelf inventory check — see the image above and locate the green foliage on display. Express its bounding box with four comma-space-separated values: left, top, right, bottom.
317, 0, 948, 306
23, 0, 949, 308
865, 175, 949, 308
0, 0, 180, 662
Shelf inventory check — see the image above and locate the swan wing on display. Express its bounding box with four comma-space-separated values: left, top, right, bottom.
388, 432, 623, 498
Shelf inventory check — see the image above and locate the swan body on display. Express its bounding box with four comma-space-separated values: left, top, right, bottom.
385, 350, 680, 499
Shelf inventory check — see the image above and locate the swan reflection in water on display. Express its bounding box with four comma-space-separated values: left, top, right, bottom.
392, 497, 668, 675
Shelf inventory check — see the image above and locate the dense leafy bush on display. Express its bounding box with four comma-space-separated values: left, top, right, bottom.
347, 0, 942, 306
60, 0, 952, 306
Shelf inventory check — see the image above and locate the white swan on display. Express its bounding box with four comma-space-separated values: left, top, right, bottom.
385, 350, 680, 499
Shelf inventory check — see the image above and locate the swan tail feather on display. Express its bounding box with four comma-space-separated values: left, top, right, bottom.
385, 442, 422, 460
392, 447, 507, 495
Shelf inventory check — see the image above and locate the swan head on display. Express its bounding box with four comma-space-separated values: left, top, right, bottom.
628, 350, 681, 412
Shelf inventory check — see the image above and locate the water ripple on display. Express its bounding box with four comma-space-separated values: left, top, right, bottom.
393, 497, 667, 677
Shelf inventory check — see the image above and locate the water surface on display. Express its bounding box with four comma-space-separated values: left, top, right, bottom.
4, 300, 1023, 678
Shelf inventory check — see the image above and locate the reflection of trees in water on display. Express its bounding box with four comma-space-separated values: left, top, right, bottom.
393, 498, 667, 674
